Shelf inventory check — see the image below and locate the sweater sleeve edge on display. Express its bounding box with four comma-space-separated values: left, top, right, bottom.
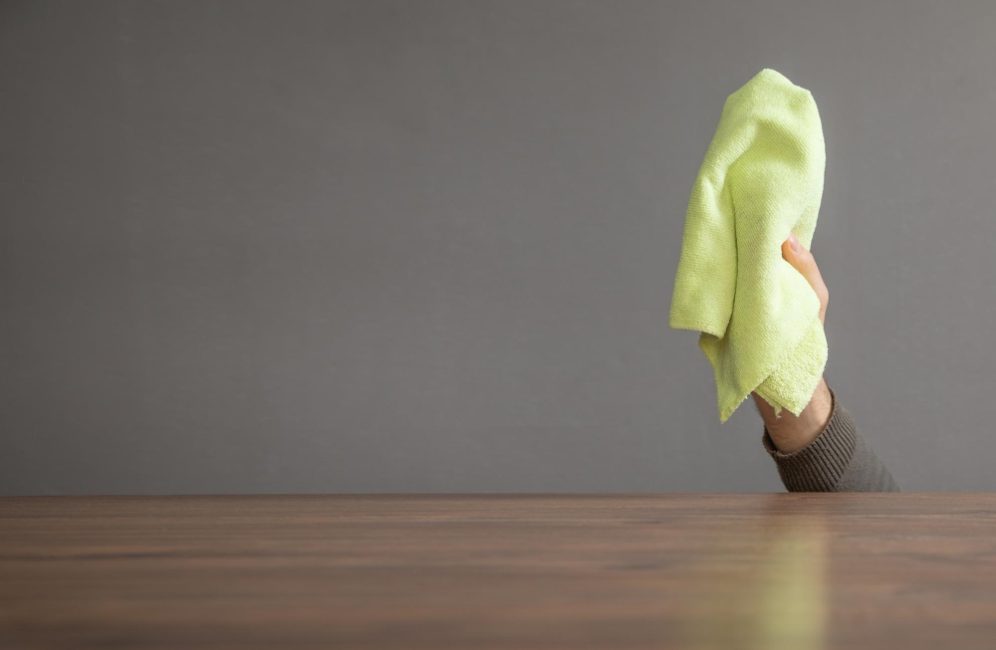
761, 385, 858, 492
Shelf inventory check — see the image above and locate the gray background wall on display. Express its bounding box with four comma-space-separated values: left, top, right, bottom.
2, 0, 994, 494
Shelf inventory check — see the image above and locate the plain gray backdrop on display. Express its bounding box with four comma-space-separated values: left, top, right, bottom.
2, 0, 994, 494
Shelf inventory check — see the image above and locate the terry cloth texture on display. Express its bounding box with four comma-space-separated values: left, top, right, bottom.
670, 68, 828, 423
761, 386, 900, 492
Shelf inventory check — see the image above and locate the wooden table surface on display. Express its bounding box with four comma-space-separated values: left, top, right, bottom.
2, 494, 996, 649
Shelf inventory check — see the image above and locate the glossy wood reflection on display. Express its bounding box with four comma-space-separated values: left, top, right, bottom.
2, 494, 996, 649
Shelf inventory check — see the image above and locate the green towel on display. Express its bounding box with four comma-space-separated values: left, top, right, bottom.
669, 68, 828, 423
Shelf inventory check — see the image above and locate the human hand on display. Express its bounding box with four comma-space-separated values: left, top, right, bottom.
750, 233, 832, 453
782, 232, 829, 325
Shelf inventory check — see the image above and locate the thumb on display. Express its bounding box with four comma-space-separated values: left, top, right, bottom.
783, 232, 829, 323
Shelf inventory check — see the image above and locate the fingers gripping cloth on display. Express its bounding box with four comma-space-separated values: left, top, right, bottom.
669, 68, 828, 423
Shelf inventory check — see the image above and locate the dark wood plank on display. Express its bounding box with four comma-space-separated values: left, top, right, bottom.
2, 494, 996, 649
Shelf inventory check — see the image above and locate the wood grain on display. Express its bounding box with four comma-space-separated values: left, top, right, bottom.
2, 494, 995, 649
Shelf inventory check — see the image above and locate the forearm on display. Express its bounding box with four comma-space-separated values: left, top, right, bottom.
756, 383, 900, 492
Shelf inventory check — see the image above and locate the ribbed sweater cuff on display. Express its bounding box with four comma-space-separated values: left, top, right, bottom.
761, 387, 858, 492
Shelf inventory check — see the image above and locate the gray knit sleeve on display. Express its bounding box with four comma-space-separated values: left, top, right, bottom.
761, 387, 899, 492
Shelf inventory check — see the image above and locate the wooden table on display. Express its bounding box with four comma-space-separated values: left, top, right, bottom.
2, 494, 995, 649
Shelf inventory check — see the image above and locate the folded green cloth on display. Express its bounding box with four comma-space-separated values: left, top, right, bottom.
669, 68, 828, 423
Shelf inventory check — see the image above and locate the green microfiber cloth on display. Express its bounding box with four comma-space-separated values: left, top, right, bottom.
669, 68, 828, 423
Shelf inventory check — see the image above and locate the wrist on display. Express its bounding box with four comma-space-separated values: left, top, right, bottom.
753, 377, 833, 454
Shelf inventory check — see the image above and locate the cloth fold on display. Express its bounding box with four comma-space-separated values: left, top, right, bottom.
669, 68, 828, 423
